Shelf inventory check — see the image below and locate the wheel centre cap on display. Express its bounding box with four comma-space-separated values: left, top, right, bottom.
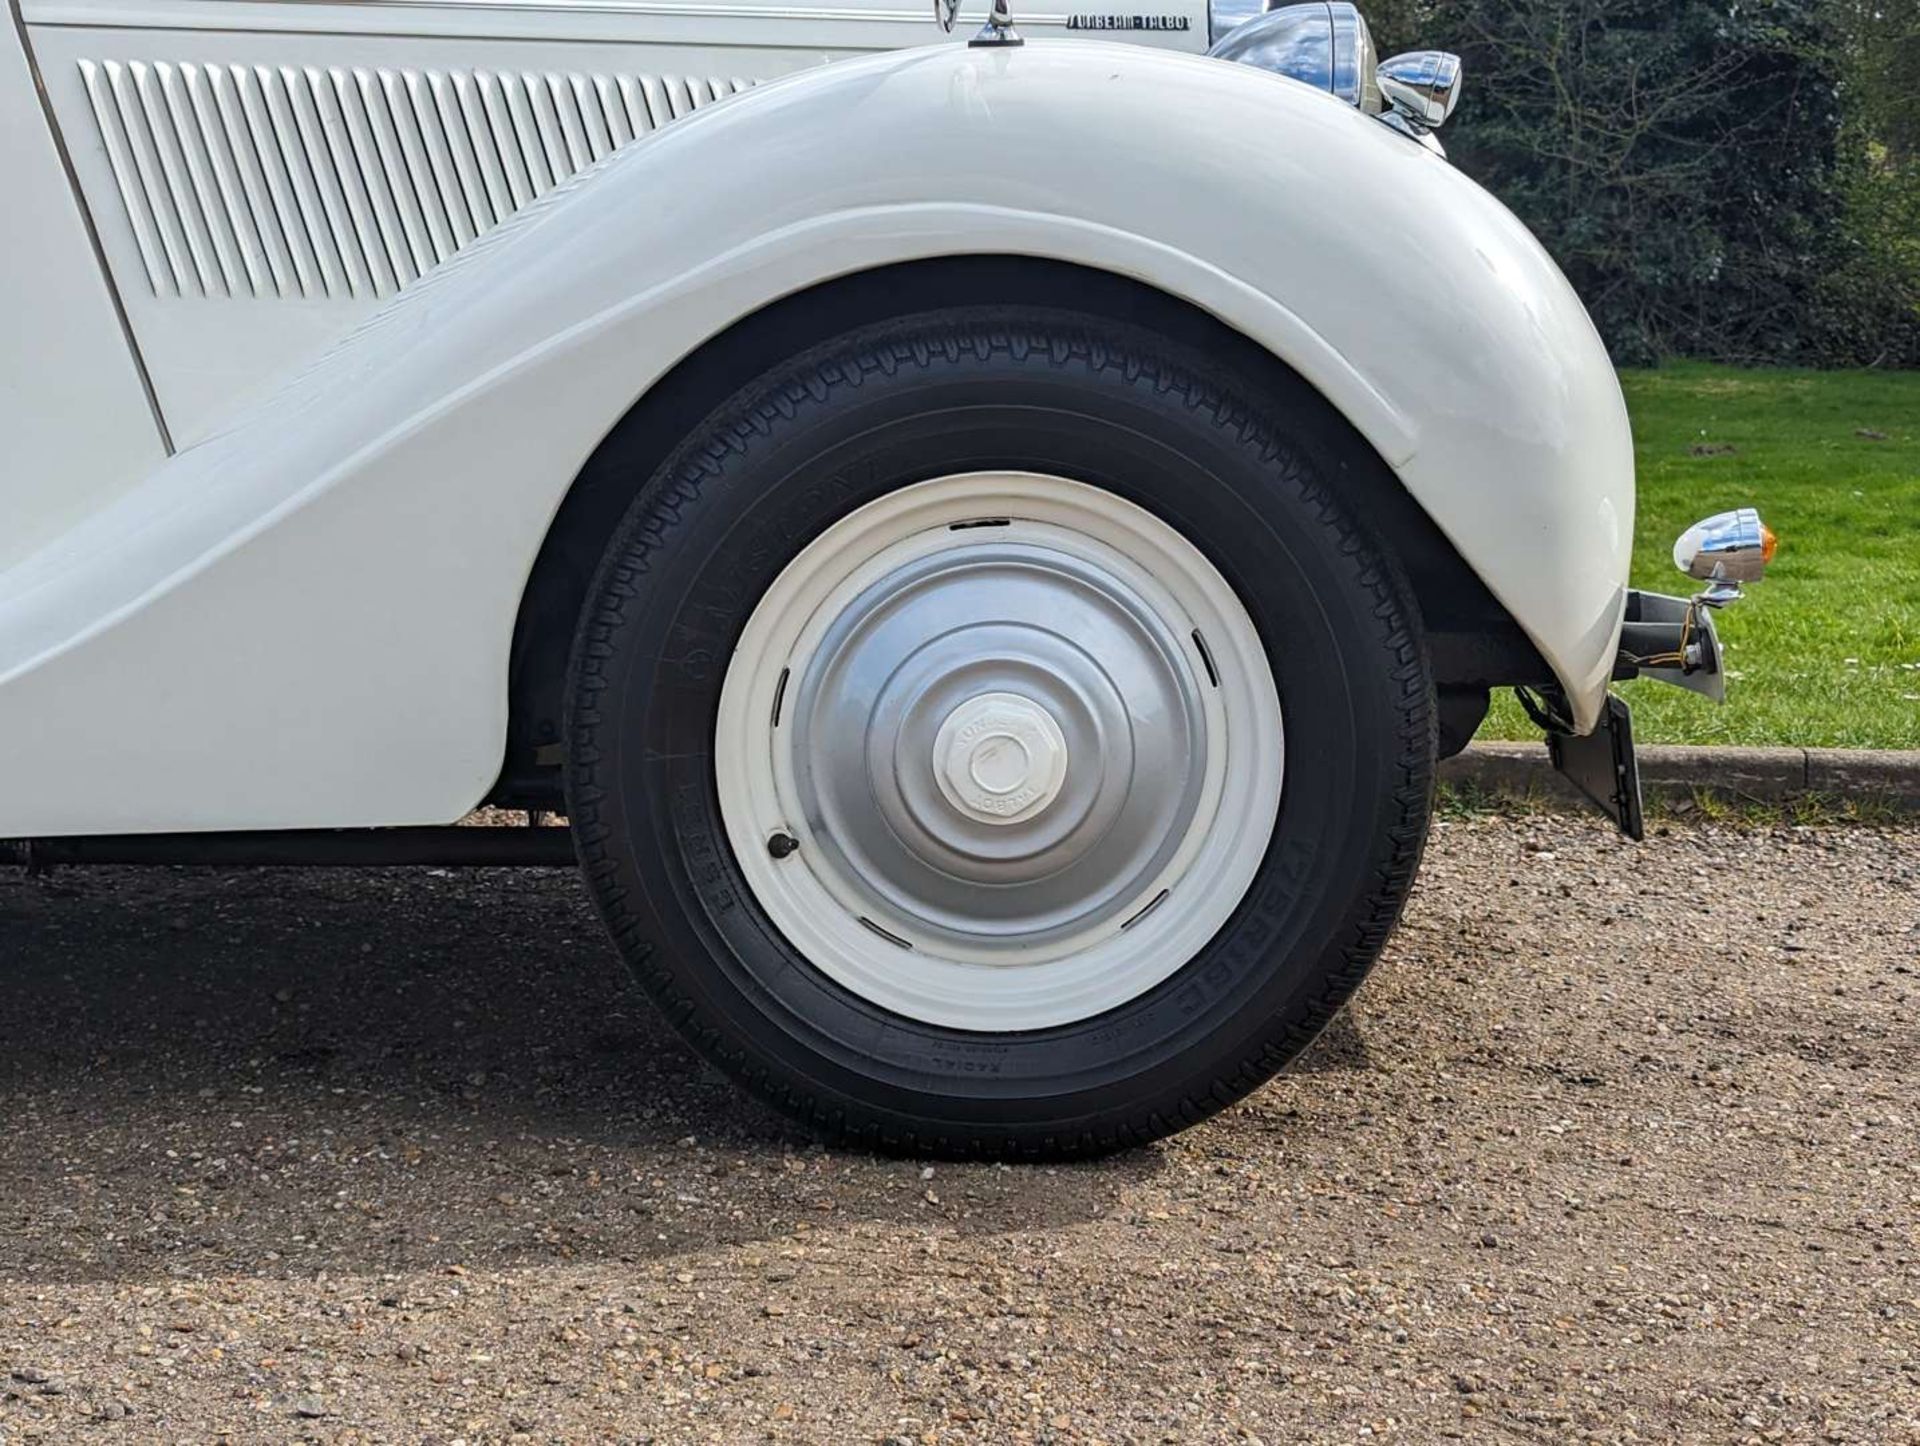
931, 691, 1070, 826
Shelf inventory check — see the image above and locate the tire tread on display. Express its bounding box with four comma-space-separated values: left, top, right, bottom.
566, 309, 1435, 1159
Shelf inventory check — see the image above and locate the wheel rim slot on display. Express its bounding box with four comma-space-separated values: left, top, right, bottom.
1121, 888, 1171, 931
1191, 628, 1221, 689
770, 667, 790, 728
858, 916, 915, 949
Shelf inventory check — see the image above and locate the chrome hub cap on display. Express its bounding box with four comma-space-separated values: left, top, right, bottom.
715, 473, 1284, 1031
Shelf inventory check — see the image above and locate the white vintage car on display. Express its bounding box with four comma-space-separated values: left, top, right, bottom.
3, 0, 1770, 1154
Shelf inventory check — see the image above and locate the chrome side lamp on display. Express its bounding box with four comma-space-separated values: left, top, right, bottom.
1674, 506, 1778, 605
1376, 50, 1462, 137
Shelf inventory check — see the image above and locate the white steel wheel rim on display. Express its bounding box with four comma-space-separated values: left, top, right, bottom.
715, 473, 1283, 1032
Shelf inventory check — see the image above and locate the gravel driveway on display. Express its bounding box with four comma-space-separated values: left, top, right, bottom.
2, 816, 1916, 1444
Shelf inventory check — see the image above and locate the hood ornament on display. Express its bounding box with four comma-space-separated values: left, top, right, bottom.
937, 0, 1022, 46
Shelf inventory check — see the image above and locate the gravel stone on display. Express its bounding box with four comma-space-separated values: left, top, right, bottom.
1, 817, 1916, 1441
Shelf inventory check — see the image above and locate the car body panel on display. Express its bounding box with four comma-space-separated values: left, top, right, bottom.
1, 3, 167, 571
20, 0, 1206, 446
0, 41, 1633, 836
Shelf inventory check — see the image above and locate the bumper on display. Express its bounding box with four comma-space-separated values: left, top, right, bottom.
1615, 589, 1729, 703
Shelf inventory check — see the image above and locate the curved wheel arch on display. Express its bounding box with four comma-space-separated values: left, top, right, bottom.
0, 43, 1606, 839
496, 257, 1535, 808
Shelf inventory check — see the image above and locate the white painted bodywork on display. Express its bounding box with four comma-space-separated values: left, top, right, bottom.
1, 9, 167, 564
0, 22, 1634, 836
21, 0, 1206, 449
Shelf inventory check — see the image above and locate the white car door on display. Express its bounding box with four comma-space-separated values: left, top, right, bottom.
18, 0, 1207, 448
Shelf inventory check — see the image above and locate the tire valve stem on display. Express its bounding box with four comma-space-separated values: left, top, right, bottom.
766, 831, 800, 860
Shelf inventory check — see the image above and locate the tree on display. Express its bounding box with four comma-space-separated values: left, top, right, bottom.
1831, 0, 1920, 161
1407, 0, 1872, 364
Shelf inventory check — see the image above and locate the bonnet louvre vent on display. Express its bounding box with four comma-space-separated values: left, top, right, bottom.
78, 59, 755, 300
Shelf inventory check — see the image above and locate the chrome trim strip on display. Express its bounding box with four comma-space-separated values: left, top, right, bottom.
9, 0, 173, 449
23, 0, 1083, 28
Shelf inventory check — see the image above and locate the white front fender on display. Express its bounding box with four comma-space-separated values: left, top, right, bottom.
0, 41, 1631, 835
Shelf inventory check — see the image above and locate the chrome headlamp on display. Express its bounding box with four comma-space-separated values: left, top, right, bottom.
1208, 1, 1379, 111
1205, 0, 1268, 45
1208, 2, 1461, 152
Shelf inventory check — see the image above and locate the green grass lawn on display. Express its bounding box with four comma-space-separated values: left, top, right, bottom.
1479, 362, 1920, 750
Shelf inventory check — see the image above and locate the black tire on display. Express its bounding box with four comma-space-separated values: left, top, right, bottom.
564, 306, 1434, 1158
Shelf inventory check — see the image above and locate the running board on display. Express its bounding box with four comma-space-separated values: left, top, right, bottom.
2, 827, 576, 870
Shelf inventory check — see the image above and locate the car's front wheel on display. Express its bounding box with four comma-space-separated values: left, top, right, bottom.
565, 306, 1434, 1157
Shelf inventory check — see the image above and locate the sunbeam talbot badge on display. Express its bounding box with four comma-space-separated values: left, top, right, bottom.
1064, 12, 1190, 27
